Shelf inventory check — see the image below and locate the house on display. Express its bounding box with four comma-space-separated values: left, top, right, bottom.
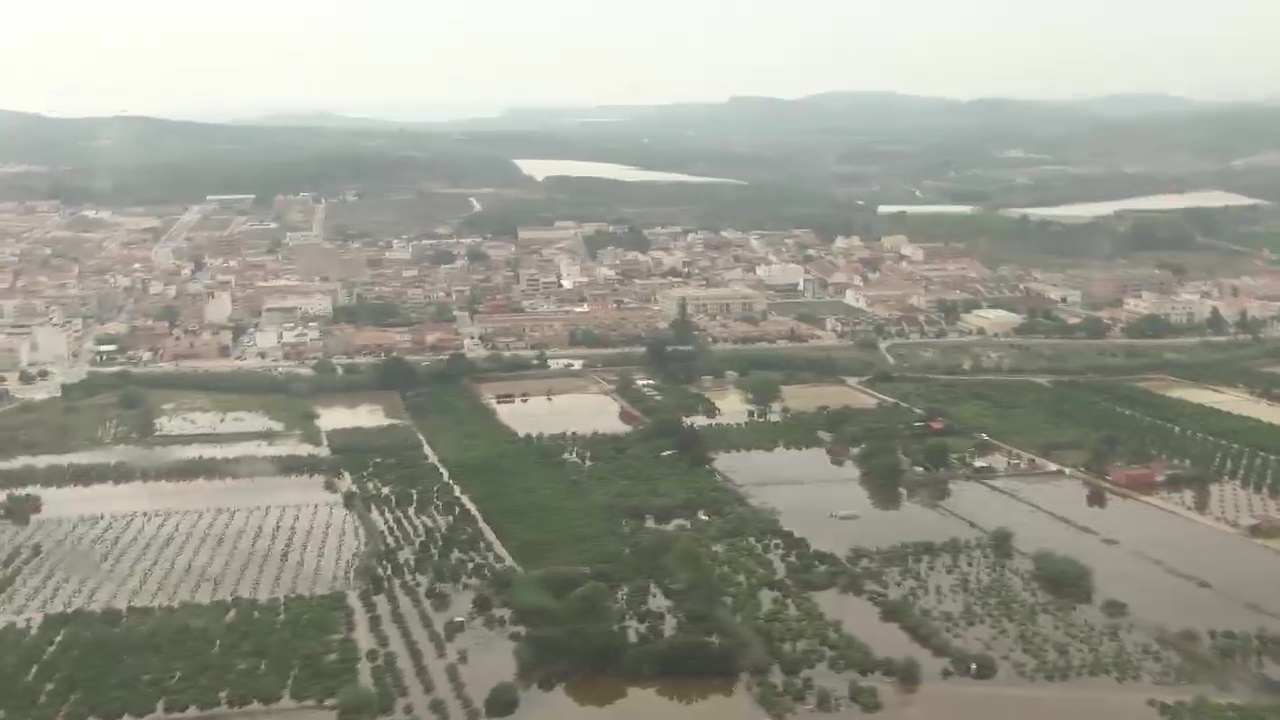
1108, 465, 1159, 493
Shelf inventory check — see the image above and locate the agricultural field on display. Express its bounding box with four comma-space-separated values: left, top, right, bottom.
0, 594, 359, 720
779, 383, 880, 411
0, 388, 327, 461
1137, 379, 1280, 426
0, 477, 360, 620
475, 375, 632, 435
313, 391, 408, 431
885, 339, 1276, 375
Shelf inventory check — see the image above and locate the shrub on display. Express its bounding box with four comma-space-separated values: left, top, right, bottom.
483, 682, 519, 718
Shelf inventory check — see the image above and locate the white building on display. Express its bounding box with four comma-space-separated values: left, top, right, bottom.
959, 308, 1024, 336
28, 325, 69, 365
755, 263, 805, 289
1122, 292, 1200, 324
204, 291, 233, 325
1024, 283, 1083, 306
262, 294, 333, 319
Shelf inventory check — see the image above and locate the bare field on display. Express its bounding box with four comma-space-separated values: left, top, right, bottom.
780, 383, 879, 410
1137, 379, 1280, 425
475, 376, 601, 397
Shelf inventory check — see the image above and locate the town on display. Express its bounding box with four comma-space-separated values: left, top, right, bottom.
4, 94, 1280, 720
2, 191, 1279, 396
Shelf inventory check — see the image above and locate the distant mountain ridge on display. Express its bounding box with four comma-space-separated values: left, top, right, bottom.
225, 90, 1264, 133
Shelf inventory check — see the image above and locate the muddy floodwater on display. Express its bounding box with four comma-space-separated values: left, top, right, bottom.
155, 410, 284, 436
0, 477, 358, 618
14, 475, 337, 516
488, 393, 631, 435
519, 679, 756, 720
314, 404, 401, 431
713, 449, 978, 550
983, 478, 1280, 624
715, 449, 1280, 633
0, 439, 327, 468
1139, 379, 1280, 426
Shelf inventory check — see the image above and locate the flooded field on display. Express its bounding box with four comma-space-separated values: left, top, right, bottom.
1138, 379, 1280, 425
475, 376, 602, 396
518, 679, 755, 720
986, 478, 1280, 623
0, 477, 359, 618
780, 383, 879, 411
0, 438, 328, 469
314, 404, 401, 431
713, 449, 978, 551
155, 410, 284, 436
488, 393, 631, 435
15, 475, 336, 515
1160, 479, 1280, 529
716, 448, 1280, 635
939, 479, 1274, 629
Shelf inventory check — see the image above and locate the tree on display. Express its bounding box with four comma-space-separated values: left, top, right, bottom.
1100, 598, 1130, 619
1076, 315, 1111, 339
36, 368, 50, 380
969, 653, 998, 680
17, 369, 35, 385
1206, 306, 1230, 336
897, 657, 922, 692
921, 439, 950, 471
989, 527, 1015, 561
670, 297, 695, 345
159, 304, 181, 330
814, 686, 835, 712
465, 247, 490, 265
1031, 550, 1095, 604
336, 684, 378, 720
312, 359, 337, 376
1123, 314, 1179, 339
1236, 309, 1264, 340
429, 248, 457, 266
118, 387, 145, 410
737, 374, 782, 409
375, 356, 418, 392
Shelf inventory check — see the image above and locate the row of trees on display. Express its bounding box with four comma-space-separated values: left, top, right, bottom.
0, 594, 359, 720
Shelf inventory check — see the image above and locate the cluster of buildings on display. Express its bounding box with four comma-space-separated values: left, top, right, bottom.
1, 193, 1279, 376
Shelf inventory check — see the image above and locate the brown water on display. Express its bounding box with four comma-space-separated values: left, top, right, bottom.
519, 678, 756, 720
0, 439, 327, 469
14, 476, 336, 516
714, 449, 979, 551
716, 449, 1280, 634
488, 393, 631, 435
988, 478, 1280, 624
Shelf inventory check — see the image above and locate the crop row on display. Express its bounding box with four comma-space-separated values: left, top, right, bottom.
0, 503, 361, 616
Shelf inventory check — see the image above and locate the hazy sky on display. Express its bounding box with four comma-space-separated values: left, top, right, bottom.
4, 0, 1278, 119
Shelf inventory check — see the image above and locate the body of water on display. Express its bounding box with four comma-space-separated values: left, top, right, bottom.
0, 439, 327, 469
14, 475, 336, 516
1006, 190, 1268, 219
513, 159, 745, 184
520, 679, 754, 720
489, 393, 632, 435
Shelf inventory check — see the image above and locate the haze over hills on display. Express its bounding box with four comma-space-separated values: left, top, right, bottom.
2, 89, 1280, 212
228, 91, 1264, 130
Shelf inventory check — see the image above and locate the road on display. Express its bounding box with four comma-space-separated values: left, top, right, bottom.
311, 199, 325, 239
152, 204, 207, 266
